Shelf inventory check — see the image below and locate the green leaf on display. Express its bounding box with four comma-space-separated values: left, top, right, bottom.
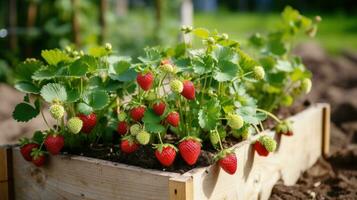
80, 55, 98, 72
110, 68, 137, 82
213, 60, 238, 82
85, 90, 109, 110
88, 46, 108, 57
275, 60, 293, 72
15, 60, 42, 81
143, 109, 161, 124
192, 28, 210, 38
77, 102, 93, 115
212, 45, 236, 62
32, 131, 45, 144
113, 60, 130, 75
237, 106, 267, 124
12, 103, 39, 122
69, 59, 88, 77
14, 81, 40, 94
66, 88, 80, 103
32, 68, 56, 80
145, 123, 165, 133
40, 83, 67, 102
198, 98, 221, 131
41, 49, 70, 65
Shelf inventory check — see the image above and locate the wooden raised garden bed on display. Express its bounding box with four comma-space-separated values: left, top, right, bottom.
0, 103, 330, 200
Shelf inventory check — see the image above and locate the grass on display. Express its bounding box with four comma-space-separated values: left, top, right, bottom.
194, 12, 357, 54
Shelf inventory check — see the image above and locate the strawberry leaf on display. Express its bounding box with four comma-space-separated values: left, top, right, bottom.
88, 46, 108, 57
12, 103, 39, 122
113, 60, 130, 75
68, 59, 89, 77
198, 98, 221, 131
213, 60, 238, 82
14, 81, 40, 94
192, 28, 210, 39
236, 106, 267, 124
84, 90, 109, 110
32, 68, 56, 80
145, 123, 165, 133
40, 83, 67, 102
143, 109, 161, 123
15, 60, 42, 81
41, 49, 70, 65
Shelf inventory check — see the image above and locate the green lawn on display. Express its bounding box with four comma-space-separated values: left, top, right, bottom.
194, 12, 357, 54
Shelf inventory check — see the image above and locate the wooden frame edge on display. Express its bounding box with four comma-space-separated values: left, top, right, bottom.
169, 176, 193, 200
0, 148, 14, 200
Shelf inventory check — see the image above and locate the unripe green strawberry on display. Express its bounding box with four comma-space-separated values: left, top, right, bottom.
67, 117, 83, 134
253, 66, 265, 80
281, 95, 293, 107
258, 135, 277, 152
160, 63, 174, 74
145, 91, 156, 101
209, 130, 220, 146
301, 78, 312, 94
232, 125, 251, 140
136, 130, 150, 145
241, 127, 251, 140
118, 112, 127, 122
275, 120, 293, 136
227, 113, 244, 129
221, 33, 229, 40
130, 124, 141, 136
170, 79, 183, 93
77, 103, 93, 115
49, 104, 65, 120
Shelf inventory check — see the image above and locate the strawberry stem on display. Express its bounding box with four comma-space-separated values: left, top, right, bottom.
157, 132, 163, 144
252, 124, 261, 134
215, 127, 223, 150
256, 108, 282, 123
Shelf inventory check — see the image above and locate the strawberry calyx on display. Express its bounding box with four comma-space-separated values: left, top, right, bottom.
178, 136, 202, 145
19, 137, 31, 147
213, 149, 235, 162
275, 120, 293, 136
30, 148, 46, 159
152, 143, 178, 153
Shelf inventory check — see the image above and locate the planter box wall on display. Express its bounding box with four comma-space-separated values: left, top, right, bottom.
1, 103, 330, 200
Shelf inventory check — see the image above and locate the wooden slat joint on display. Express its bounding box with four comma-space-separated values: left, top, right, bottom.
321, 104, 331, 158
169, 176, 193, 200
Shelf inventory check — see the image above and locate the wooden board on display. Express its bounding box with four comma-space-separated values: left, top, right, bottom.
182, 103, 329, 200
9, 104, 329, 200
0, 148, 13, 200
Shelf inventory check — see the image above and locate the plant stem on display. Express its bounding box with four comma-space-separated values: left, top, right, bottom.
256, 108, 282, 123
157, 132, 163, 144
252, 124, 261, 134
40, 107, 51, 129
259, 121, 265, 132
200, 76, 207, 103
215, 128, 223, 150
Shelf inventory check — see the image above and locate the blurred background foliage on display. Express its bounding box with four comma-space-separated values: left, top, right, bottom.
0, 0, 356, 84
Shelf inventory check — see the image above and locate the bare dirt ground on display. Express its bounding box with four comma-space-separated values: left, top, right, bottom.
270, 43, 357, 200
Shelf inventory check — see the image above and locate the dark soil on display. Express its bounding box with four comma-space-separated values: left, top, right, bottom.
270, 43, 357, 199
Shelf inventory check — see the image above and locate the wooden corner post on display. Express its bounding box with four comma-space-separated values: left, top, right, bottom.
169, 176, 193, 200
0, 148, 14, 200
322, 104, 331, 158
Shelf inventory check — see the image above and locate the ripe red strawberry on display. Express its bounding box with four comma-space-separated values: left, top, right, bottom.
117, 121, 128, 135
130, 106, 146, 121
31, 150, 46, 167
181, 80, 195, 100
154, 144, 177, 167
121, 137, 140, 153
137, 72, 154, 91
153, 101, 166, 116
44, 134, 65, 155
78, 113, 97, 134
20, 143, 39, 161
253, 141, 269, 157
166, 111, 180, 127
218, 153, 237, 175
178, 137, 201, 165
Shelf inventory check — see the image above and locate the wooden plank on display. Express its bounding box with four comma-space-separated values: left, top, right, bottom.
0, 182, 9, 200
322, 104, 331, 157
0, 148, 13, 200
169, 177, 193, 200
12, 150, 180, 200
184, 104, 327, 200
0, 148, 8, 182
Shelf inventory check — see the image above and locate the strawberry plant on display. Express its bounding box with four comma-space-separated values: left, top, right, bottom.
13, 7, 318, 175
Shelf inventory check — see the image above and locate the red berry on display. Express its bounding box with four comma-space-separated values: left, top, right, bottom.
121, 139, 140, 154
117, 121, 128, 135
32, 154, 46, 167
166, 112, 180, 127
44, 134, 65, 155
153, 101, 166, 116
130, 106, 146, 121
181, 80, 195, 100
178, 138, 201, 165
137, 72, 154, 91
20, 143, 39, 161
155, 145, 176, 167
78, 113, 97, 134
219, 153, 237, 175
254, 141, 269, 157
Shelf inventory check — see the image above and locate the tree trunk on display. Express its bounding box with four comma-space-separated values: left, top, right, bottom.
71, 0, 81, 48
